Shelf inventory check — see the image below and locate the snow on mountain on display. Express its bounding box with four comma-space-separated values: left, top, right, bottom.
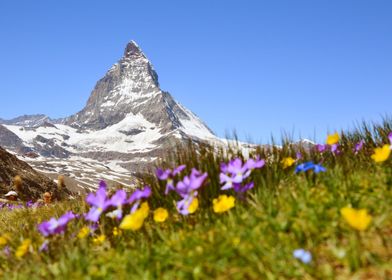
0, 40, 222, 190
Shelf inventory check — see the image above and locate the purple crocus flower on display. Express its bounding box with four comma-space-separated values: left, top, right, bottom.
85, 181, 110, 222
330, 144, 341, 155
220, 157, 264, 191
175, 169, 207, 198
128, 186, 152, 213
293, 249, 312, 264
3, 246, 10, 257
156, 165, 186, 194
244, 156, 265, 170
388, 132, 392, 145
354, 140, 365, 154
173, 169, 207, 215
233, 182, 255, 193
39, 240, 49, 252
316, 144, 328, 153
106, 189, 127, 219
38, 211, 76, 237
296, 152, 303, 160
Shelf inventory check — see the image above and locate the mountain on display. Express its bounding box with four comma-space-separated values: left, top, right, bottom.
0, 41, 220, 190
0, 146, 71, 200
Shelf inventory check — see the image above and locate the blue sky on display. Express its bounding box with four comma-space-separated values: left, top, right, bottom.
0, 1, 391, 143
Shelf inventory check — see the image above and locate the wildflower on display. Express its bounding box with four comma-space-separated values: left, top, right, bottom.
106, 189, 127, 219
354, 140, 365, 153
330, 144, 341, 155
177, 195, 199, 215
296, 152, 303, 160
0, 235, 8, 247
113, 227, 121, 236
153, 208, 169, 223
326, 133, 339, 145
295, 162, 326, 174
316, 144, 328, 153
371, 144, 391, 163
77, 226, 90, 239
340, 207, 372, 231
293, 249, 312, 264
85, 181, 110, 222
174, 169, 207, 215
38, 211, 76, 237
281, 157, 296, 169
129, 186, 152, 213
120, 209, 146, 231
139, 202, 150, 218
220, 157, 264, 191
388, 132, 392, 144
213, 195, 235, 213
244, 156, 265, 170
156, 165, 186, 194
187, 197, 199, 214
39, 240, 49, 252
93, 234, 106, 245
15, 239, 31, 259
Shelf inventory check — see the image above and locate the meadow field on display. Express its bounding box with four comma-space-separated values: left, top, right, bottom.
0, 120, 391, 279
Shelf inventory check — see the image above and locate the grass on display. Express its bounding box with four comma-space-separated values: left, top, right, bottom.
0, 120, 391, 279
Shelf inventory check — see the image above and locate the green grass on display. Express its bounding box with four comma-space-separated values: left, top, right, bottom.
0, 120, 391, 279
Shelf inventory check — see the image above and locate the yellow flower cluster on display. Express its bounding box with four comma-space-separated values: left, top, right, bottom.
371, 144, 391, 163
340, 207, 372, 231
327, 133, 340, 145
120, 202, 150, 231
153, 208, 169, 223
15, 239, 31, 259
281, 157, 296, 169
213, 195, 235, 213
77, 226, 90, 239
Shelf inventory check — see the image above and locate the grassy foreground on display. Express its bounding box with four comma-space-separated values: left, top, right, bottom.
0, 121, 392, 279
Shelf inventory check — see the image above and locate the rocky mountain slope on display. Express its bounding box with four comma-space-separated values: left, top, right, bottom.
0, 146, 71, 200
0, 41, 222, 190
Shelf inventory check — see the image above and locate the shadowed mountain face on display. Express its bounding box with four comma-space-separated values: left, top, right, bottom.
0, 41, 219, 190
0, 146, 70, 200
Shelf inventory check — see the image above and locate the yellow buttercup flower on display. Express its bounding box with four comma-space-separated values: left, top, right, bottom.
77, 226, 90, 239
188, 198, 199, 214
371, 144, 391, 163
281, 157, 296, 169
153, 208, 169, 223
213, 195, 235, 213
120, 210, 146, 231
113, 227, 121, 237
0, 234, 9, 247
93, 234, 106, 245
139, 202, 150, 219
340, 207, 372, 231
15, 239, 31, 259
327, 133, 340, 145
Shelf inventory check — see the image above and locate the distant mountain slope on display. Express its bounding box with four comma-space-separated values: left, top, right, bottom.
0, 41, 221, 190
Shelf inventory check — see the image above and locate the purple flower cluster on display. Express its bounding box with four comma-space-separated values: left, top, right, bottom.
220, 157, 265, 193
315, 144, 340, 155
156, 165, 186, 194
38, 211, 76, 237
354, 140, 365, 154
85, 181, 151, 222
157, 166, 208, 215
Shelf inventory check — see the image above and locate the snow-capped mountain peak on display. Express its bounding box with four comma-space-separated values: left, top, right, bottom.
0, 40, 218, 190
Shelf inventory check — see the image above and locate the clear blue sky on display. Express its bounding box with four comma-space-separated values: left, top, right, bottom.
0, 1, 391, 143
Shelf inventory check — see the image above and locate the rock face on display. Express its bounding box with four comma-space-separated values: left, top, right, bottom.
0, 41, 219, 190
0, 146, 70, 200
